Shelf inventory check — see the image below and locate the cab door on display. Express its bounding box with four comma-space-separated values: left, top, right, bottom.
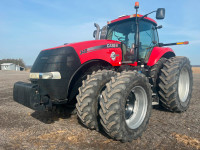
139, 21, 159, 62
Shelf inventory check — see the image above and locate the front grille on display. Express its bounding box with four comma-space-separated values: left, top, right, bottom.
30, 46, 81, 100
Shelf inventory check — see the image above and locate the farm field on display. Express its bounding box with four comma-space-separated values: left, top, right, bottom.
0, 70, 199, 150
192, 67, 200, 74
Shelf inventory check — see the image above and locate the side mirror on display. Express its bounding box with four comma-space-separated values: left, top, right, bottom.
156, 8, 165, 20
93, 30, 97, 39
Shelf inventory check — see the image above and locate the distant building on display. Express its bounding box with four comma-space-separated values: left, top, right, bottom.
0, 63, 24, 71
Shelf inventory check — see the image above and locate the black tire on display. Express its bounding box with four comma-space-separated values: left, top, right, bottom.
76, 70, 116, 130
158, 56, 193, 112
150, 57, 167, 92
99, 71, 152, 142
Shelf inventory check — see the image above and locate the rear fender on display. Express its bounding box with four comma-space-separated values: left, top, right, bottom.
147, 47, 175, 66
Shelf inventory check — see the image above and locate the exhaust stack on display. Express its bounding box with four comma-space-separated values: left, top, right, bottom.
94, 23, 100, 40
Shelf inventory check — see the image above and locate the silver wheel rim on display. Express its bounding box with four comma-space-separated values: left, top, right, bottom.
178, 66, 190, 102
125, 86, 148, 129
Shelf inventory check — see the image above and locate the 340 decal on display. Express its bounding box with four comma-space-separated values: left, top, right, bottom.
80, 49, 88, 55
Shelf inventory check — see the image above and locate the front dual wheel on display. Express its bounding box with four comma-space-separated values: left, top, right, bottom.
99, 71, 152, 142
76, 70, 116, 131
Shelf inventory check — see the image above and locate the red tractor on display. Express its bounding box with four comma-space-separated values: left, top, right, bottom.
13, 2, 193, 142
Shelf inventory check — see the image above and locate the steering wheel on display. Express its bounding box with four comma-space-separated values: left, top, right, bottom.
118, 37, 125, 42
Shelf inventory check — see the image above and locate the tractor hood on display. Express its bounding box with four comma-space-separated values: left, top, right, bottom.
32, 39, 122, 74
43, 39, 122, 65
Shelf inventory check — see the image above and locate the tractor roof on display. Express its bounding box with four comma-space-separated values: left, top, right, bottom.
108, 14, 157, 26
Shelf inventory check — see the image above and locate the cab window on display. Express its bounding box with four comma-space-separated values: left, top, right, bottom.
139, 21, 158, 59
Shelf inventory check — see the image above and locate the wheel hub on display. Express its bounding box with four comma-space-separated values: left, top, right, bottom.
125, 93, 136, 120
178, 66, 190, 103
125, 86, 148, 129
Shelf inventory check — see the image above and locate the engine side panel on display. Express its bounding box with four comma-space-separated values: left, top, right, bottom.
68, 40, 123, 66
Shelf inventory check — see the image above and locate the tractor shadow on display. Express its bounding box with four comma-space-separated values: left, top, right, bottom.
31, 105, 76, 124
31, 106, 112, 139
153, 105, 171, 112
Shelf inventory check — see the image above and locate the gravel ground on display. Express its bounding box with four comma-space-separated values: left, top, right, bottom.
0, 70, 199, 150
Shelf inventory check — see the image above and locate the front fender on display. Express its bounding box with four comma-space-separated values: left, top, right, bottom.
147, 47, 175, 66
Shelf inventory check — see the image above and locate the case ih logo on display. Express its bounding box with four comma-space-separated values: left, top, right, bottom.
107, 44, 119, 48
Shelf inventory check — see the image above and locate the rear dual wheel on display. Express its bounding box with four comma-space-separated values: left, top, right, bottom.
99, 71, 152, 142
158, 56, 193, 112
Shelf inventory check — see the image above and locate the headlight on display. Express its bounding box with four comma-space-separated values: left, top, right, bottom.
30, 72, 61, 79
41, 73, 53, 79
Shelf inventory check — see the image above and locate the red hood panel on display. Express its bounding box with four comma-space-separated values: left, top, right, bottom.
42, 40, 123, 66
68, 40, 122, 65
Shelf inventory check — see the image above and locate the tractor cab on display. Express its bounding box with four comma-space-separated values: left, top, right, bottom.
94, 3, 166, 64
106, 16, 159, 63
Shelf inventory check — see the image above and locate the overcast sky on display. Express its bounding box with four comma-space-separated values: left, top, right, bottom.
0, 0, 199, 65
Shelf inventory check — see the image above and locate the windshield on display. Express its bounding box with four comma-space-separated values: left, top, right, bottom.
107, 19, 158, 61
